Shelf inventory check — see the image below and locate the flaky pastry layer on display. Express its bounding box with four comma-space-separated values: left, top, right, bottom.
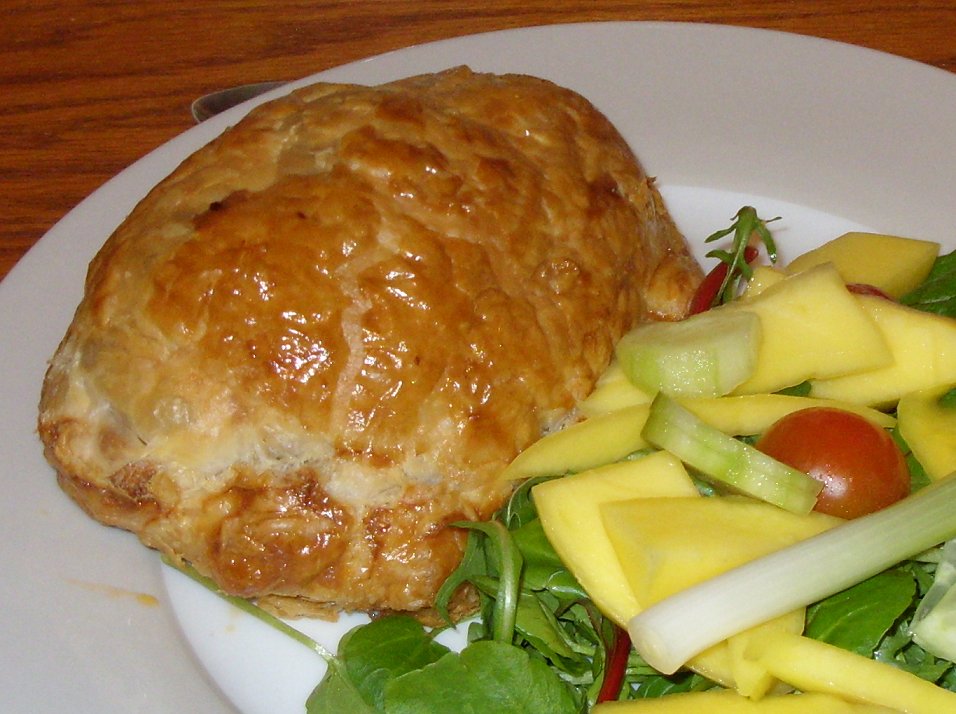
39, 67, 701, 617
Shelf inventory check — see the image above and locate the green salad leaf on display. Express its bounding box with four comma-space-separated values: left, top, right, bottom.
383, 640, 580, 714
901, 249, 956, 317
307, 662, 377, 714
305, 617, 580, 714
339, 617, 451, 709
893, 427, 934, 493
806, 568, 918, 656
629, 670, 714, 699
939, 387, 956, 410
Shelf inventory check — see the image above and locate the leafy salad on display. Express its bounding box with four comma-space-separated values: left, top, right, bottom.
175, 209, 956, 713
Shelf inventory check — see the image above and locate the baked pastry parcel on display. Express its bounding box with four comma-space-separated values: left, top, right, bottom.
38, 67, 701, 619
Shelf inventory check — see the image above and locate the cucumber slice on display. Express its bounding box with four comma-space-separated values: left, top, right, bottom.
910, 539, 956, 661
615, 309, 760, 398
641, 393, 822, 514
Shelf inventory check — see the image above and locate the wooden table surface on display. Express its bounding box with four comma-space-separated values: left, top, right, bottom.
3, 0, 955, 283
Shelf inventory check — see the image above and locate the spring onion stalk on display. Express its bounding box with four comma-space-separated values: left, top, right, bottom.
627, 472, 956, 675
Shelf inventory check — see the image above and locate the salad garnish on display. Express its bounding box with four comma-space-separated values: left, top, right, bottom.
691, 206, 779, 312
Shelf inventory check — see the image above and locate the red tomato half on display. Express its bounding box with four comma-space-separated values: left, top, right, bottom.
755, 407, 910, 519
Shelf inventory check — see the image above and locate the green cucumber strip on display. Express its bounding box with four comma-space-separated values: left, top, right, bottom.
614, 309, 760, 398
910, 539, 956, 660
641, 393, 822, 514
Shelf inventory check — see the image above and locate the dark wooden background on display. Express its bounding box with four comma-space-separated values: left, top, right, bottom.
4, 0, 955, 281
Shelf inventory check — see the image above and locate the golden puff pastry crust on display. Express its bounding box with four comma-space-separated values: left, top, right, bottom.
38, 67, 701, 618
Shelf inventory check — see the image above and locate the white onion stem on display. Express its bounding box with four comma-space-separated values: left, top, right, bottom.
628, 472, 956, 675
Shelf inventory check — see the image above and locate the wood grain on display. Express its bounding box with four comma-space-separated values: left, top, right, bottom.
3, 0, 955, 281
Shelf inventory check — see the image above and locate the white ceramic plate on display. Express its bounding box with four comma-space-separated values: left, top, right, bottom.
2, 21, 955, 714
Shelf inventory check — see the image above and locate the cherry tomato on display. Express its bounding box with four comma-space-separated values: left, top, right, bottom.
755, 407, 910, 519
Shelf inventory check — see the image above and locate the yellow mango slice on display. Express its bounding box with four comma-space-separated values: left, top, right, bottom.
898, 383, 956, 480
578, 360, 653, 417
786, 231, 939, 299
531, 454, 738, 689
740, 265, 787, 300
592, 689, 895, 713
500, 404, 651, 480
811, 295, 956, 407
603, 497, 841, 698
601, 497, 840, 604
726, 264, 892, 394
532, 452, 697, 627
721, 612, 806, 700
750, 631, 956, 714
681, 394, 895, 433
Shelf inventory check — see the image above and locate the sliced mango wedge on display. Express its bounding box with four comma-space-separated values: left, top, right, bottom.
811, 296, 956, 407
749, 630, 956, 714
728, 264, 892, 394
785, 231, 938, 299
592, 689, 895, 713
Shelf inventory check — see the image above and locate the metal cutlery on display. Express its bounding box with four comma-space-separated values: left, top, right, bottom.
190, 80, 286, 122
